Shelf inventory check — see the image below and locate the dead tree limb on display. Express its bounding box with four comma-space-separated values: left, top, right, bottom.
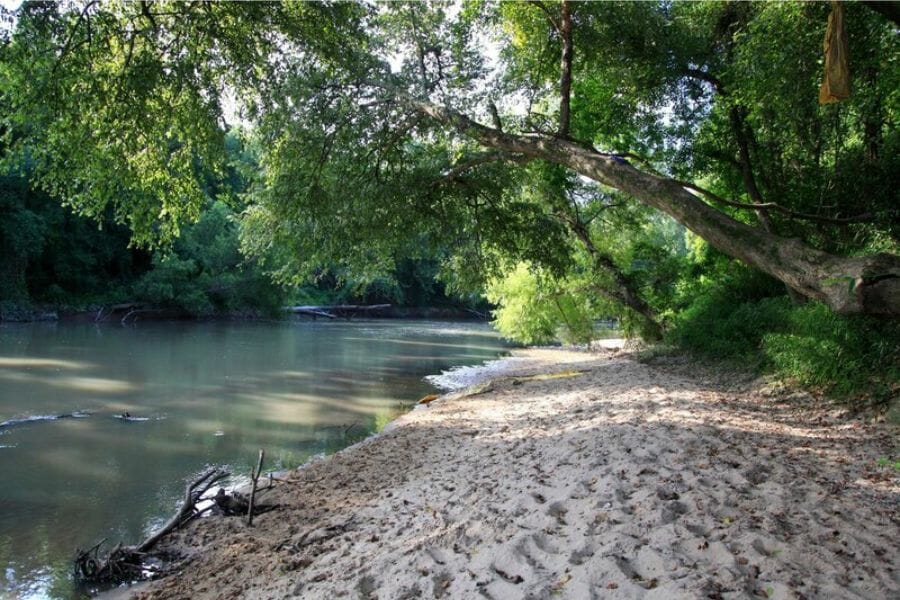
137, 467, 228, 552
75, 467, 229, 584
121, 308, 163, 326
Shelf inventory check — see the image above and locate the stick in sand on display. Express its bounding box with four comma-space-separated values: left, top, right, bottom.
247, 449, 265, 526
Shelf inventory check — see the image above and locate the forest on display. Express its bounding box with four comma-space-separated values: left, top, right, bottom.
1, 0, 898, 401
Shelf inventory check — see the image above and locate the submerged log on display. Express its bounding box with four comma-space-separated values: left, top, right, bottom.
286, 304, 392, 320
287, 306, 338, 319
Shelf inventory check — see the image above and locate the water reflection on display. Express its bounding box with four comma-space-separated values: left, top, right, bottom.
0, 319, 510, 598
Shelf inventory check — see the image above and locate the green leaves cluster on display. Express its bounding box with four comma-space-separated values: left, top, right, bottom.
486, 262, 595, 345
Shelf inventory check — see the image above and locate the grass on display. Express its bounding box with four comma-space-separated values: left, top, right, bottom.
667, 293, 899, 407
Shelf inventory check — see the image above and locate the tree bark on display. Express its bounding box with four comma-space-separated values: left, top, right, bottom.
408, 98, 900, 316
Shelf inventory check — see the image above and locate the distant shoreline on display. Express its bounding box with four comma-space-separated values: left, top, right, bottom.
0, 304, 491, 324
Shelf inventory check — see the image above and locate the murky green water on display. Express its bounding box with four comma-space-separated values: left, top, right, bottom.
0, 319, 509, 599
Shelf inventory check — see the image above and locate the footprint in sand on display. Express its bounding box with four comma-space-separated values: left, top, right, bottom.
547, 501, 568, 525
431, 571, 452, 598
530, 531, 564, 555
661, 501, 689, 524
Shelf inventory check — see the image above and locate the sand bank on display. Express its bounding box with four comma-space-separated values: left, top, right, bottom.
132, 347, 898, 599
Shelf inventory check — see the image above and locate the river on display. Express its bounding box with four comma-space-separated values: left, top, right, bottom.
0, 319, 511, 599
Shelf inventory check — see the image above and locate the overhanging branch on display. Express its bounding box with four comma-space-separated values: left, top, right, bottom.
367, 79, 900, 315
678, 180, 877, 225
439, 151, 531, 184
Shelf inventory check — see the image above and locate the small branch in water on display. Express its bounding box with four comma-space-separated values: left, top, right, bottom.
121, 308, 163, 326
138, 467, 229, 552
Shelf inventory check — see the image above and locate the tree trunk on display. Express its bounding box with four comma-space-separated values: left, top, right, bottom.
410, 99, 900, 316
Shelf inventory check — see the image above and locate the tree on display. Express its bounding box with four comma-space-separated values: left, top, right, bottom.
2, 1, 897, 322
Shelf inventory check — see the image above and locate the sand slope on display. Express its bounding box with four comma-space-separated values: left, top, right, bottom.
135, 348, 898, 600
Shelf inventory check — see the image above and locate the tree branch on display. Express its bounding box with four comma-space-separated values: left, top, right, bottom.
488, 101, 503, 132
438, 151, 531, 184
557, 0, 573, 139
51, 0, 100, 75
368, 81, 900, 315
527, 0, 560, 32
555, 209, 661, 338
678, 180, 876, 225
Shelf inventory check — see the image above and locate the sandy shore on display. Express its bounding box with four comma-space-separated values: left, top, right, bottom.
131, 347, 898, 599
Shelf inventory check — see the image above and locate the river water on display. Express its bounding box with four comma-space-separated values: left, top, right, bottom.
0, 319, 510, 599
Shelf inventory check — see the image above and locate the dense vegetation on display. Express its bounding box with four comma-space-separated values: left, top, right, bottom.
1, 1, 897, 401
0, 136, 476, 317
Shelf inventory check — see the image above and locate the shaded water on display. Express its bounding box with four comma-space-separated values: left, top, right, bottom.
0, 320, 510, 598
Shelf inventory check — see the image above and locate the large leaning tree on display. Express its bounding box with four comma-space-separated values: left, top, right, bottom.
2, 1, 898, 318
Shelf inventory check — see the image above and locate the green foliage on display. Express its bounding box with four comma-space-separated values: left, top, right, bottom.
0, 168, 144, 307
762, 304, 899, 400
2, 1, 367, 247
133, 202, 287, 316
1, 0, 898, 404
875, 457, 900, 472
486, 263, 594, 345
668, 270, 900, 401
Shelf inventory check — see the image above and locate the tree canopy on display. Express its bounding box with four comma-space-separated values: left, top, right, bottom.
1, 0, 898, 326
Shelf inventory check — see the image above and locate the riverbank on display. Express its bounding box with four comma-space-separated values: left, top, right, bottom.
0, 303, 488, 324
130, 346, 898, 599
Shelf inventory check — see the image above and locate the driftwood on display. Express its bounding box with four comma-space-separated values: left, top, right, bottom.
213, 487, 250, 516
286, 304, 392, 320
288, 306, 338, 319
74, 467, 228, 584
95, 302, 142, 323
120, 308, 164, 326
138, 468, 228, 552
0, 411, 90, 430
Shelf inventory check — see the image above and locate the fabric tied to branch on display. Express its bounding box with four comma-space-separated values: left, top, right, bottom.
819, 1, 850, 104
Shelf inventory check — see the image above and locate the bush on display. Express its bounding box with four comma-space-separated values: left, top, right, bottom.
668, 274, 900, 402
133, 202, 288, 316
762, 303, 899, 400
486, 263, 595, 345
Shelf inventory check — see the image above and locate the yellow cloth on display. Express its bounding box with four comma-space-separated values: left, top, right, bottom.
819, 1, 850, 104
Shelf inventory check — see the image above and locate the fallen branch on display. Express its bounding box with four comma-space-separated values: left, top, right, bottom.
74, 467, 229, 584
121, 308, 163, 326
95, 302, 142, 323
138, 467, 228, 552
286, 306, 337, 319
285, 304, 392, 320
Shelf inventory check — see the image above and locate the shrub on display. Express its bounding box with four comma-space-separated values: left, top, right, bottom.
668, 275, 899, 402
486, 263, 594, 345
762, 303, 899, 400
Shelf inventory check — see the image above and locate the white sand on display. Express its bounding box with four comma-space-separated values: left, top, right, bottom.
134, 347, 898, 600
